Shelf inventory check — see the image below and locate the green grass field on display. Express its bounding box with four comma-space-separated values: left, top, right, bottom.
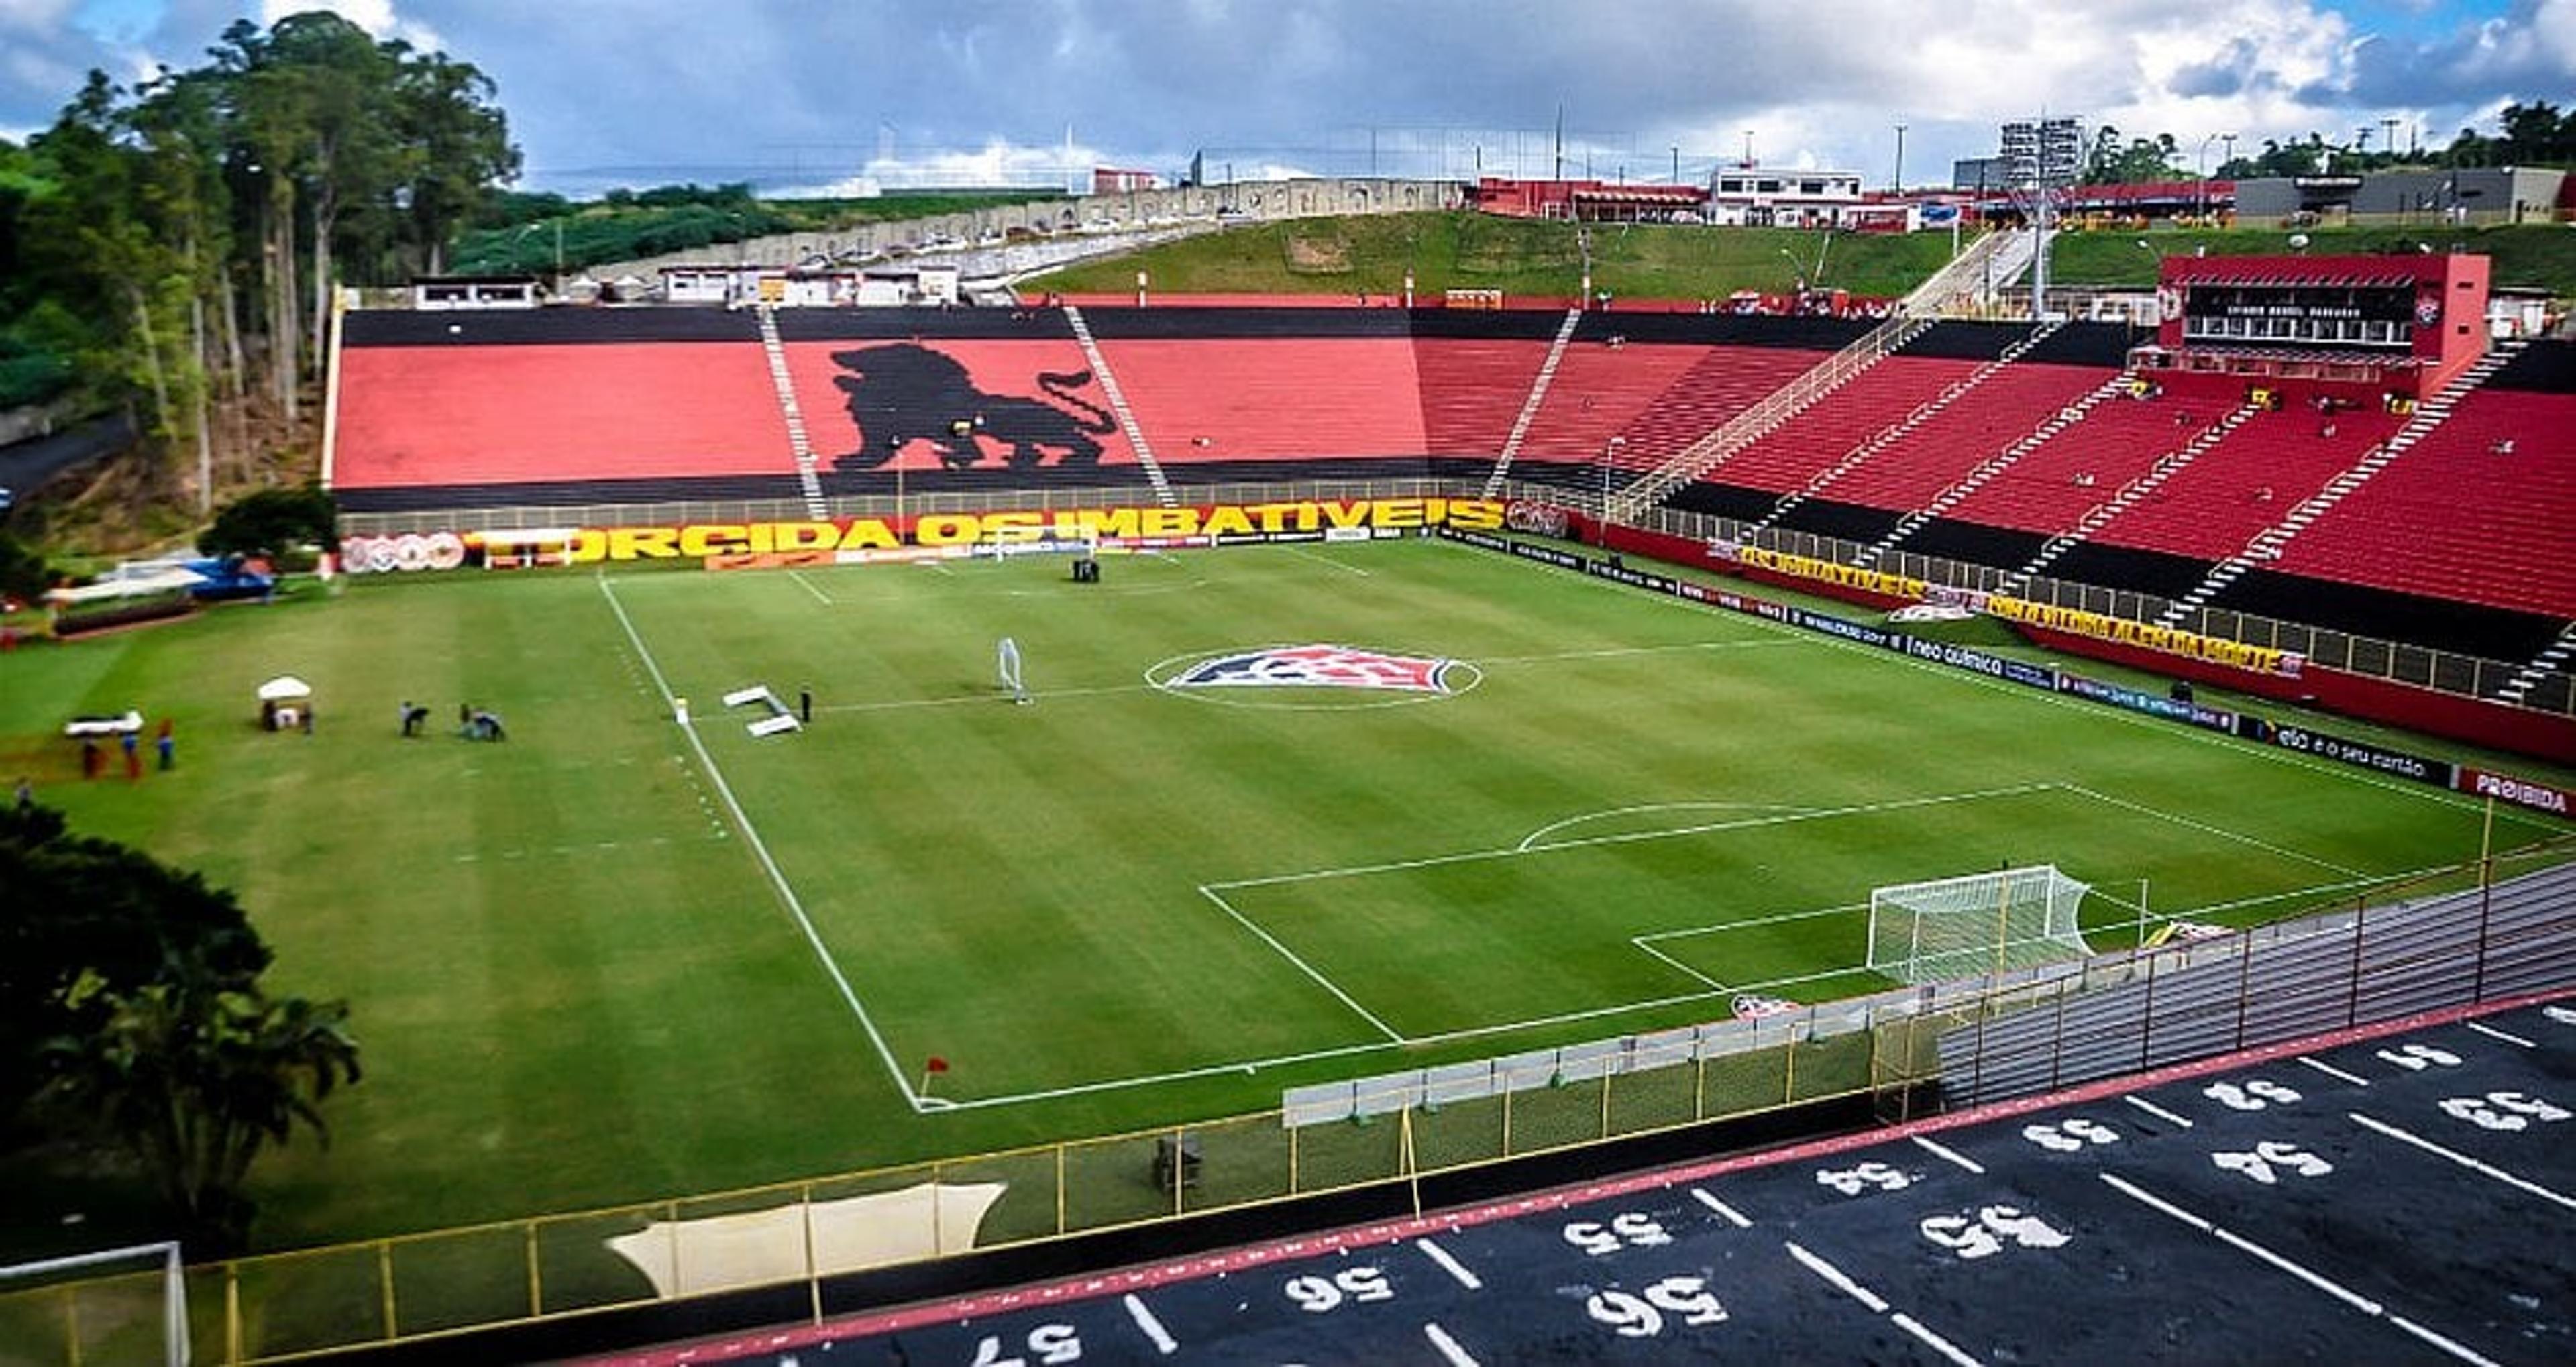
1, 537, 2561, 1254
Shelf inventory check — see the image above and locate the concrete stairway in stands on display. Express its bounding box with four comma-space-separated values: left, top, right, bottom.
2498, 621, 2576, 706
1998, 403, 2257, 594
2157, 341, 2531, 624
1481, 308, 1585, 498
1606, 312, 1935, 518
1854, 370, 2132, 568
1750, 321, 2064, 533
1062, 305, 1177, 507
754, 305, 832, 519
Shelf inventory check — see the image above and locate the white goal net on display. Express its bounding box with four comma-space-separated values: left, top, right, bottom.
1867, 865, 2092, 985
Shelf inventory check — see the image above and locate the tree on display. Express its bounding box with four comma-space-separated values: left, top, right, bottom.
2081, 127, 2182, 184
42, 977, 359, 1251
0, 802, 270, 1126
196, 483, 336, 558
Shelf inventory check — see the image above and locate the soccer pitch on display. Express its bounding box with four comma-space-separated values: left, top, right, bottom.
3, 536, 2555, 1246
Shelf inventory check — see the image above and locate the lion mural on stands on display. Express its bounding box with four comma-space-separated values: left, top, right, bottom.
826, 343, 1117, 470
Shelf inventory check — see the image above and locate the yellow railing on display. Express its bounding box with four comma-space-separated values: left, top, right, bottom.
5, 838, 2566, 1365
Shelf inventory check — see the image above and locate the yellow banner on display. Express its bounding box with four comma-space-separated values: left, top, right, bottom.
1733, 546, 1929, 602
518, 497, 1505, 565
1986, 595, 2290, 675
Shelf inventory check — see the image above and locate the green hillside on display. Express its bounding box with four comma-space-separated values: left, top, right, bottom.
1023, 209, 2576, 303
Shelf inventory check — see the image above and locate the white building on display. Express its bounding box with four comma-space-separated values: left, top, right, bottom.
1706, 168, 1864, 228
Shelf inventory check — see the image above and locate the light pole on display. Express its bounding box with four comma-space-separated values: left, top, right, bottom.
2196, 132, 2233, 224
1893, 123, 1907, 193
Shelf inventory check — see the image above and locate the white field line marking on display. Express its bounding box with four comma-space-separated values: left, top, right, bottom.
784, 569, 833, 604
1519, 798, 1821, 853
2059, 784, 2364, 877
1432, 537, 2546, 830
1281, 542, 1371, 577
908, 950, 1921, 1113
1423, 1322, 1479, 1367
1785, 1242, 1888, 1313
597, 575, 921, 1107
1479, 638, 1808, 665
1636, 901, 1866, 946
1196, 886, 1403, 1042
1629, 936, 1727, 990
1911, 1136, 1986, 1174
820, 681, 1155, 714
1208, 782, 2060, 893
2465, 1021, 2534, 1048
2348, 1111, 2576, 1211
1415, 1237, 1483, 1289
2100, 1172, 2502, 1366
2123, 1095, 2195, 1129
1122, 1293, 1179, 1355
1690, 1188, 1753, 1228
2296, 1056, 2372, 1087
452, 832, 725, 863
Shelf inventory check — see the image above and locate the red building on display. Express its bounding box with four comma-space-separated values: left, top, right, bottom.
1093, 167, 1159, 194
2132, 251, 2490, 400
1468, 176, 1709, 223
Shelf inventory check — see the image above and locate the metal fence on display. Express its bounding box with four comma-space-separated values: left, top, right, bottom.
1619, 499, 2576, 716
344, 474, 2565, 718
4, 838, 2565, 1366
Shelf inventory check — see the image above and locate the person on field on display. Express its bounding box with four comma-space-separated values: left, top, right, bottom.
156, 719, 174, 771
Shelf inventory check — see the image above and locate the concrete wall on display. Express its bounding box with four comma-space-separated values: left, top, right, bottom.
608, 178, 1466, 289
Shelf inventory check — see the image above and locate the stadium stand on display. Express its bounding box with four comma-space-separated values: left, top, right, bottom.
2090, 406, 2405, 561
330, 300, 2574, 718
1716, 356, 1985, 498
2265, 389, 2576, 620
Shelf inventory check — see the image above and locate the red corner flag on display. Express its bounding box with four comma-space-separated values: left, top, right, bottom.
920, 1054, 951, 1099
926, 1056, 950, 1074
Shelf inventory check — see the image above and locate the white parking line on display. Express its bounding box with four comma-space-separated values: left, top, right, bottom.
1424, 1321, 1479, 1366
1912, 1136, 1986, 1174
1785, 1242, 1980, 1366
2124, 1095, 2195, 1128
2347, 1111, 2576, 1211
2464, 1022, 2534, 1048
2296, 1056, 2371, 1087
1416, 1237, 1483, 1290
1122, 1293, 1178, 1355
2100, 1173, 2502, 1366
1690, 1187, 1753, 1228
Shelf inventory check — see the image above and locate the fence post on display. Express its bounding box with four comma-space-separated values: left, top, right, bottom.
525, 1222, 542, 1319
800, 1183, 820, 1326
378, 1239, 397, 1342
225, 1262, 244, 1367
1055, 1144, 1068, 1236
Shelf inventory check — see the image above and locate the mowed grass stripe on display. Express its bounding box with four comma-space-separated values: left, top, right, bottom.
0, 537, 2555, 1252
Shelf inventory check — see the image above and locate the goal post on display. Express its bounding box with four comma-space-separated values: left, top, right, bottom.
1867, 864, 2092, 985
0, 1240, 190, 1366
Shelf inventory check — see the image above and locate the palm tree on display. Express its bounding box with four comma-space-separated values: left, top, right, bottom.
44, 977, 360, 1250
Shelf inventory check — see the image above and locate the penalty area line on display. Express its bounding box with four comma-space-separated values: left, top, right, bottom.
1196, 885, 1405, 1042
597, 573, 923, 1109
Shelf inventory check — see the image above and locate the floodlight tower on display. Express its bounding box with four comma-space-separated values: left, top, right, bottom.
2001, 115, 2082, 320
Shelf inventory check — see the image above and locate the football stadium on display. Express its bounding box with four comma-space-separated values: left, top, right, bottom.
5, 48, 2576, 1367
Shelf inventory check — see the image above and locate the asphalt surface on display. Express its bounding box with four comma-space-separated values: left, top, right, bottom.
596, 993, 2575, 1366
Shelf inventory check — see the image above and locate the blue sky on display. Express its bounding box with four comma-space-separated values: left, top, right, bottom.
3, 1, 2566, 197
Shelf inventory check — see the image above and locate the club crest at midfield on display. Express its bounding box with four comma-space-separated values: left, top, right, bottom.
1174, 645, 1458, 694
